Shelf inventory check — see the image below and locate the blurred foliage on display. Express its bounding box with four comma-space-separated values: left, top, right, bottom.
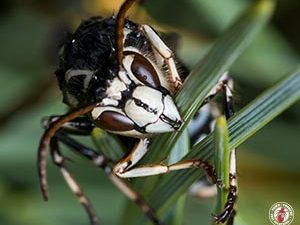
0, 0, 299, 225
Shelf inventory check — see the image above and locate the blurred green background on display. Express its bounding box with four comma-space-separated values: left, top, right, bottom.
0, 0, 299, 224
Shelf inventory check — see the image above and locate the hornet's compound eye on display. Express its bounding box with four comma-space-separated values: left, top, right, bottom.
96, 111, 135, 131
125, 51, 161, 88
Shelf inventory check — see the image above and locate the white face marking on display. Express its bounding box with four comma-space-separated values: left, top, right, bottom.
163, 95, 181, 122
89, 45, 183, 137
113, 130, 146, 138
122, 54, 145, 85
125, 86, 164, 127
91, 106, 121, 120
118, 69, 132, 85
102, 98, 119, 106
145, 117, 174, 133
144, 93, 182, 133
105, 77, 127, 100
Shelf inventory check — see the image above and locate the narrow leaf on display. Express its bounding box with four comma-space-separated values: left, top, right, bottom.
123, 0, 276, 224
145, 0, 276, 164
91, 128, 125, 161
147, 65, 300, 216
121, 129, 190, 225
165, 129, 190, 225
164, 195, 187, 225
213, 116, 230, 223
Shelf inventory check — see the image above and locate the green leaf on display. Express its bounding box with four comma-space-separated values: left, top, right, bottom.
145, 0, 275, 164
147, 64, 300, 216
121, 129, 190, 225
164, 129, 190, 225
168, 128, 190, 164
213, 117, 231, 222
91, 128, 125, 161
164, 195, 187, 225
125, 1, 276, 224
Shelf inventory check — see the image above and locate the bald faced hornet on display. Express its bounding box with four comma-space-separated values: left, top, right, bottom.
57, 17, 183, 135
38, 0, 237, 224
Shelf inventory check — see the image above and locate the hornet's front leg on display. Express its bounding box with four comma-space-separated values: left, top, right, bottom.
114, 139, 217, 184
212, 79, 238, 225
186, 73, 237, 224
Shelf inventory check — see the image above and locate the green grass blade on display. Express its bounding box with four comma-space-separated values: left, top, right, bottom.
91, 128, 125, 161
213, 117, 231, 224
177, 0, 275, 121
168, 128, 190, 164
121, 129, 190, 225
164, 129, 190, 225
164, 195, 186, 225
142, 0, 275, 167
147, 65, 300, 216
125, 1, 276, 224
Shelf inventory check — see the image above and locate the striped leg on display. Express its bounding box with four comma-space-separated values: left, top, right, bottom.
213, 151, 237, 224
55, 132, 163, 225
200, 72, 233, 108
189, 72, 233, 146
115, 158, 217, 184
113, 127, 216, 183
50, 137, 100, 225
187, 74, 237, 224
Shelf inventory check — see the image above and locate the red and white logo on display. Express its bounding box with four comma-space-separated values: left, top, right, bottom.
269, 202, 294, 225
